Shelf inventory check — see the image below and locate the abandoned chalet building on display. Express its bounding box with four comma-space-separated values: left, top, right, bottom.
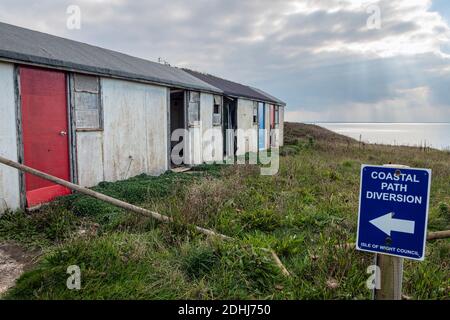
0, 22, 285, 212
184, 70, 285, 158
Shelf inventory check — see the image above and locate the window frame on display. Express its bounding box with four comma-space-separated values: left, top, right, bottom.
188, 91, 201, 127
274, 106, 280, 126
72, 74, 103, 131
252, 101, 258, 125
212, 95, 222, 126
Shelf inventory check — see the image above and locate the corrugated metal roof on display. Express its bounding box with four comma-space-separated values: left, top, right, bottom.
0, 22, 222, 93
249, 86, 286, 106
184, 69, 285, 106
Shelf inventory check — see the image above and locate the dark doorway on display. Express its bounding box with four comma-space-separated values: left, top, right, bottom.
223, 97, 237, 158
170, 90, 186, 167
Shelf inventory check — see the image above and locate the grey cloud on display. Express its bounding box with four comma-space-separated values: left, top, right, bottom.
0, 0, 449, 122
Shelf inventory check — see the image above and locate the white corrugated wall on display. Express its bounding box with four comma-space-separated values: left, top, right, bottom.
76, 78, 169, 186
76, 131, 104, 187
0, 62, 20, 213
279, 106, 285, 147
236, 98, 258, 155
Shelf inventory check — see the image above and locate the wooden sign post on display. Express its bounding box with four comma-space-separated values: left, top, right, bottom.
372, 164, 408, 300
374, 253, 404, 300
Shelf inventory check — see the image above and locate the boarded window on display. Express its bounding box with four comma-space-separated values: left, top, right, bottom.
74, 74, 99, 93
253, 102, 258, 125
188, 91, 200, 126
213, 95, 222, 126
73, 74, 102, 130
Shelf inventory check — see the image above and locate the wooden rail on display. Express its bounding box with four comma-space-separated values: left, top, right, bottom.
0, 155, 230, 240
0, 155, 290, 276
426, 230, 450, 241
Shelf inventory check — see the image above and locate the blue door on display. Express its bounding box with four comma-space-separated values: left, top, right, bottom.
258, 103, 265, 150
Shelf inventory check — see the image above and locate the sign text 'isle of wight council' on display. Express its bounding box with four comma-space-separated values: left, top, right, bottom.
357, 165, 431, 261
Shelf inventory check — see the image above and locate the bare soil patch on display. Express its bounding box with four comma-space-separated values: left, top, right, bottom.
0, 242, 39, 296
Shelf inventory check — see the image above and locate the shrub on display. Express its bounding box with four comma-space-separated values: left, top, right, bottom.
217, 242, 281, 292
0, 207, 78, 247
240, 209, 281, 232
438, 202, 449, 222
182, 245, 219, 279
274, 234, 305, 258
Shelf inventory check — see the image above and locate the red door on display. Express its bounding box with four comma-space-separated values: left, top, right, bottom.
20, 67, 71, 207
270, 105, 275, 129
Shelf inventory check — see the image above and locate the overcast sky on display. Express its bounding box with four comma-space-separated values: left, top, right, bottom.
1, 0, 449, 122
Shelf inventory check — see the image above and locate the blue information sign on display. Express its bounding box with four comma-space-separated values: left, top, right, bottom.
356, 165, 431, 261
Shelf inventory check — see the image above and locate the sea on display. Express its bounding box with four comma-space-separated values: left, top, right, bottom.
314, 123, 450, 151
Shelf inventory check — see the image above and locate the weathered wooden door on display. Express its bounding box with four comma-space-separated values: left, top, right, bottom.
20, 66, 71, 207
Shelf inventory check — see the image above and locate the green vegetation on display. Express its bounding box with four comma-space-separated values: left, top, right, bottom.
1, 123, 449, 300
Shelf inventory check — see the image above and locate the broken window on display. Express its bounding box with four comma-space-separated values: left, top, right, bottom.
73, 74, 102, 130
188, 91, 200, 126
253, 102, 258, 125
213, 95, 222, 126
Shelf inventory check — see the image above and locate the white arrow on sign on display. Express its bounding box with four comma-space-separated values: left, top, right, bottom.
369, 212, 415, 236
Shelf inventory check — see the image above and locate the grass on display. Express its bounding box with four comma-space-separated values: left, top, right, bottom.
0, 122, 449, 300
